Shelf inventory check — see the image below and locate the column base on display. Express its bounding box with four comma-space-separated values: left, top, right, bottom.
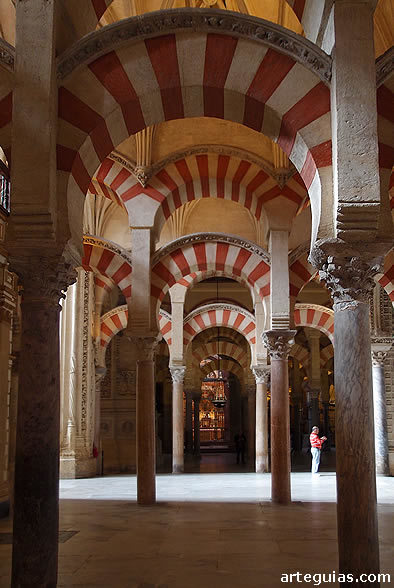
172, 464, 184, 474
60, 455, 97, 479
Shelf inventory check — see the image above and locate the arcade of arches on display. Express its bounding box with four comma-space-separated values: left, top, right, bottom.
0, 0, 393, 586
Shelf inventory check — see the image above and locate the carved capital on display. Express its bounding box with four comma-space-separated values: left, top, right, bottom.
262, 330, 296, 360
252, 366, 270, 385
371, 337, 393, 366
129, 334, 160, 361
309, 240, 390, 311
10, 253, 77, 305
169, 366, 186, 383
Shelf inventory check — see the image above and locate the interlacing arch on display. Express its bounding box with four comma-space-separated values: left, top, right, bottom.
289, 247, 317, 311
193, 341, 249, 369
200, 357, 243, 379
98, 305, 171, 363
294, 302, 334, 343
82, 235, 132, 300
56, 11, 333, 245
376, 63, 394, 210
151, 233, 270, 314
0, 39, 14, 162
376, 248, 394, 304
183, 303, 256, 349
289, 343, 309, 367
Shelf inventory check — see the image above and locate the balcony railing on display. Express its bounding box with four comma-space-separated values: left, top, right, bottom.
0, 175, 10, 214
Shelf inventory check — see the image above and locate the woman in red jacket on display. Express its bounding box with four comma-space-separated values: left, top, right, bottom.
310, 426, 327, 474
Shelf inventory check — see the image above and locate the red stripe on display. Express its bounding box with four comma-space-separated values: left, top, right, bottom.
217, 155, 230, 198
96, 250, 115, 273
193, 243, 207, 271
233, 313, 246, 329
247, 170, 269, 193
101, 323, 113, 337
194, 314, 206, 329
0, 93, 12, 128
56, 144, 75, 172
294, 309, 300, 324
91, 0, 108, 19
204, 34, 238, 119
96, 158, 114, 182
72, 154, 91, 195
317, 312, 330, 327
184, 323, 196, 336
291, 260, 312, 283
152, 262, 176, 288
310, 140, 332, 168
300, 152, 317, 190
111, 262, 132, 285
196, 154, 210, 197
122, 285, 132, 298
233, 249, 252, 276
259, 284, 270, 298
222, 310, 231, 325
306, 309, 315, 324
58, 87, 102, 133
111, 167, 131, 191
170, 250, 190, 276
89, 51, 145, 134
292, 0, 306, 20
278, 82, 330, 155
377, 84, 394, 124
161, 321, 172, 336
110, 314, 123, 330
208, 310, 216, 326
157, 169, 178, 191
248, 261, 270, 285
145, 35, 184, 121
260, 185, 281, 203
233, 160, 251, 183
379, 143, 394, 169
281, 185, 303, 205
243, 322, 255, 335
175, 159, 193, 183
82, 244, 93, 268
90, 120, 114, 161
216, 243, 229, 271
162, 199, 171, 220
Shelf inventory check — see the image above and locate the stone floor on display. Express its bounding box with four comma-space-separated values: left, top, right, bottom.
0, 468, 393, 587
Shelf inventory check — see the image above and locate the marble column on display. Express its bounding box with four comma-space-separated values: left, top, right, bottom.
133, 336, 158, 505
193, 392, 201, 456
252, 367, 270, 473
185, 390, 193, 454
247, 386, 256, 468
94, 366, 106, 475
170, 366, 186, 473
11, 256, 76, 588
371, 339, 392, 476
310, 241, 389, 580
263, 330, 296, 504
305, 328, 321, 431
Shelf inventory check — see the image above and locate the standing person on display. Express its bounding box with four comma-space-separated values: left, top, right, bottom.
310, 426, 327, 474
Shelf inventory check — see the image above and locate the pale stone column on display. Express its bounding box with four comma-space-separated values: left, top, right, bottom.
185, 389, 193, 454
310, 241, 389, 581
170, 366, 186, 473
305, 328, 321, 430
252, 367, 270, 473
320, 368, 331, 448
371, 339, 392, 476
94, 366, 106, 474
10, 256, 76, 587
292, 360, 303, 452
247, 385, 256, 468
193, 391, 202, 456
263, 330, 296, 504
132, 336, 159, 505
60, 268, 97, 479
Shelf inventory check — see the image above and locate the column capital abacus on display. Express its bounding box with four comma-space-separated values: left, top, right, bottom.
252, 366, 270, 385
371, 337, 393, 366
309, 239, 390, 311
169, 366, 186, 383
262, 330, 297, 360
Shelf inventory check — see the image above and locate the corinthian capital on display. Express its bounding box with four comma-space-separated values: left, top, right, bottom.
11, 253, 77, 304
129, 334, 161, 361
169, 366, 186, 383
371, 337, 393, 366
309, 240, 390, 311
262, 330, 296, 360
252, 366, 270, 384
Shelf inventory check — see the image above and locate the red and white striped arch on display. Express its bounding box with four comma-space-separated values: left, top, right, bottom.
0, 62, 13, 162
183, 304, 256, 350
376, 248, 394, 304
320, 344, 334, 367
294, 303, 334, 343
82, 237, 132, 300
151, 237, 270, 312
200, 357, 243, 379
57, 29, 332, 244
98, 305, 171, 362
289, 342, 309, 367
193, 341, 249, 370
91, 152, 308, 232
377, 75, 394, 212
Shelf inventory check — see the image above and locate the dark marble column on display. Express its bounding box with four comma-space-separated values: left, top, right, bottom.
247, 386, 256, 468
371, 340, 391, 476
252, 367, 270, 473
133, 336, 159, 505
169, 366, 186, 473
310, 241, 389, 581
262, 330, 296, 504
193, 392, 201, 456
11, 255, 76, 588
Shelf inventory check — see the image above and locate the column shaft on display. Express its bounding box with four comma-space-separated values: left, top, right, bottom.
185, 392, 193, 453
372, 359, 390, 475
255, 380, 269, 473
12, 299, 61, 587
193, 395, 201, 456
271, 357, 291, 503
248, 388, 256, 468
172, 380, 184, 473
136, 356, 156, 505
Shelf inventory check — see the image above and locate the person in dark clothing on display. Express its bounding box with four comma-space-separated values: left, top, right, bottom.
234, 432, 247, 464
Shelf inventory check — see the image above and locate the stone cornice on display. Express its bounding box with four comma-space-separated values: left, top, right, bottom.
184, 302, 255, 325
152, 232, 270, 266
262, 329, 297, 360
83, 234, 133, 265
376, 46, 394, 88
169, 365, 186, 383
0, 38, 14, 74
110, 145, 296, 189
57, 8, 332, 85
